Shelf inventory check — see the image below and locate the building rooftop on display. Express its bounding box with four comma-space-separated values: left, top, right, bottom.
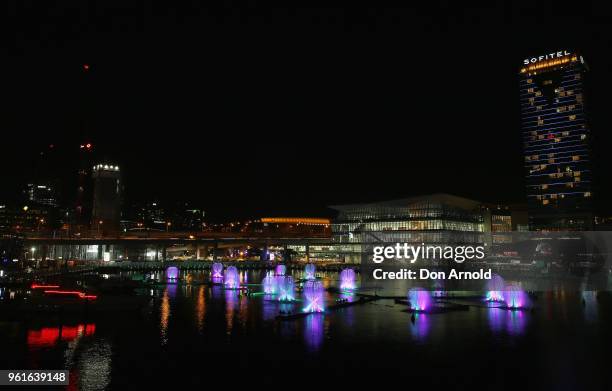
329, 193, 482, 211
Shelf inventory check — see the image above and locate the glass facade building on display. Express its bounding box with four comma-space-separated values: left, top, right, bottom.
326, 194, 485, 263
520, 50, 594, 230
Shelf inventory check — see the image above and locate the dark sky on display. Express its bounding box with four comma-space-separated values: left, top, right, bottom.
2, 2, 612, 220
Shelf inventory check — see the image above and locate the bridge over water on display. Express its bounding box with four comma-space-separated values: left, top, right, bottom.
18, 231, 336, 263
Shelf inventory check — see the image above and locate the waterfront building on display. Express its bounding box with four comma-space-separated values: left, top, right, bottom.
520, 50, 595, 230
281, 194, 486, 264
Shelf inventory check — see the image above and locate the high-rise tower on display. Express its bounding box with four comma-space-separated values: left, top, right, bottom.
91, 164, 122, 235
519, 50, 594, 230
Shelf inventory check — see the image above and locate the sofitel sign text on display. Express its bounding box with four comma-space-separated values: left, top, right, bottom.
523, 50, 571, 65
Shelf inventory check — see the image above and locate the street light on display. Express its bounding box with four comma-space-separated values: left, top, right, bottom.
166, 221, 171, 232
97, 220, 103, 236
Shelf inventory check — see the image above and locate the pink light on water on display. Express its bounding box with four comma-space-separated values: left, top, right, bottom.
408, 288, 432, 312
304, 263, 316, 280
211, 263, 224, 278
303, 280, 325, 313
262, 274, 278, 294
166, 266, 179, 280
224, 266, 240, 289
339, 268, 356, 291
502, 285, 530, 309
275, 264, 286, 276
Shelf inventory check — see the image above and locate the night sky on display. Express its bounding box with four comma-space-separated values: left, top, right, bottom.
2, 2, 612, 220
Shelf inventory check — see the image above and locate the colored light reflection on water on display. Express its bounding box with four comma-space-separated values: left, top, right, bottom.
166, 283, 178, 298
408, 313, 430, 341
582, 291, 598, 322
225, 290, 239, 332
160, 289, 171, 345
304, 263, 316, 280
196, 286, 206, 332
304, 314, 324, 352
488, 308, 528, 336
28, 324, 96, 348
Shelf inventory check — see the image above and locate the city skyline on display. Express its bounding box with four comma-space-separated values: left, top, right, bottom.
3, 5, 612, 390
3, 3, 612, 220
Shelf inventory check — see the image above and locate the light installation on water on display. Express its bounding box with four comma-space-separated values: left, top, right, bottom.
275, 264, 286, 276
224, 266, 240, 289
277, 276, 295, 301
211, 263, 224, 278
262, 274, 278, 295
166, 266, 179, 281
303, 280, 325, 313
408, 288, 433, 312
485, 274, 505, 302
304, 263, 316, 280
339, 268, 356, 291
502, 285, 530, 309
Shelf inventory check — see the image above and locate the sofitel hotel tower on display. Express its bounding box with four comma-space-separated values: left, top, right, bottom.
520, 50, 594, 230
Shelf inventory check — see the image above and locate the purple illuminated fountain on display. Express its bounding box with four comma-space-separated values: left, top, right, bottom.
408, 288, 433, 312
166, 266, 179, 281
339, 268, 356, 291
211, 262, 224, 278
502, 285, 531, 309
277, 276, 295, 301
485, 274, 505, 302
304, 263, 316, 280
224, 266, 240, 289
262, 274, 278, 295
275, 264, 286, 276
303, 280, 325, 312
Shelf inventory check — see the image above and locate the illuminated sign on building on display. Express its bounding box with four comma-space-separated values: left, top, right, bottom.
523, 50, 571, 65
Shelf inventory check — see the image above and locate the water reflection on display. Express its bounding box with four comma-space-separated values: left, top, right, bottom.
262, 298, 278, 321
73, 339, 112, 391
304, 314, 324, 352
166, 283, 178, 298
488, 308, 528, 336
160, 289, 170, 345
225, 290, 239, 333
408, 313, 431, 341
10, 268, 610, 390
581, 291, 598, 323
27, 324, 96, 348
195, 286, 206, 332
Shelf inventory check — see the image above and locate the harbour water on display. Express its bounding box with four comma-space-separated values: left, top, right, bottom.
1, 269, 611, 390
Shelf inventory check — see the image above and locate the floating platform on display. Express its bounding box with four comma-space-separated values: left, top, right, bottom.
394, 299, 470, 314
276, 296, 378, 321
